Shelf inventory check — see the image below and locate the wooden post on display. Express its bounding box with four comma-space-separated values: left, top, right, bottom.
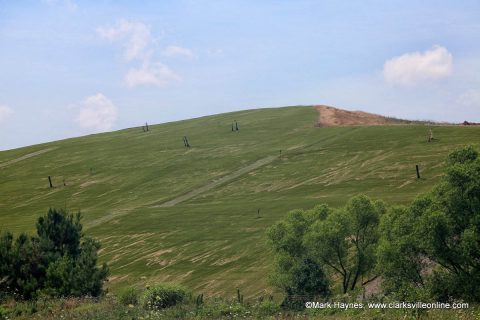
48, 176, 53, 188
235, 120, 239, 131
416, 165, 420, 179
145, 122, 149, 132
231, 123, 234, 132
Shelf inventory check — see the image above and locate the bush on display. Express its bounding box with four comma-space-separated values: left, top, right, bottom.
118, 287, 140, 306
0, 306, 7, 320
254, 299, 281, 316
143, 284, 189, 310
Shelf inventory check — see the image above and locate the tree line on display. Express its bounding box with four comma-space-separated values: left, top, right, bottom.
267, 146, 480, 308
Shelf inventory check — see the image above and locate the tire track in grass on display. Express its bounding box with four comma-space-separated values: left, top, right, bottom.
87, 127, 362, 227
151, 155, 278, 208
0, 147, 57, 169
85, 155, 279, 229
151, 127, 362, 208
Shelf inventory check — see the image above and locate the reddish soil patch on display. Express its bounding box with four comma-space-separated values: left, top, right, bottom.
315, 105, 402, 127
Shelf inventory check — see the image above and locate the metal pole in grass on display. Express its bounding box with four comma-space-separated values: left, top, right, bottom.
48, 176, 53, 188
416, 164, 421, 179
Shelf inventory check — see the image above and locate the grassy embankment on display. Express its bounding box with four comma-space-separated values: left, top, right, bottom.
1, 106, 479, 298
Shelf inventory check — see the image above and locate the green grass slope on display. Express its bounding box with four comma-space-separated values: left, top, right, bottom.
1, 106, 479, 297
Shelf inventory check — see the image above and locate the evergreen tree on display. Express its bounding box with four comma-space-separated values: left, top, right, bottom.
0, 209, 108, 299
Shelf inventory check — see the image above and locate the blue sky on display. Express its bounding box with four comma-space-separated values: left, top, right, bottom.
1, 0, 480, 150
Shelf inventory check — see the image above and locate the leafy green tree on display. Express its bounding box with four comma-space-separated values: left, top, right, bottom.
305, 195, 384, 294
286, 258, 330, 308
267, 196, 384, 304
418, 146, 480, 301
378, 146, 480, 301
267, 209, 330, 309
377, 205, 428, 299
304, 209, 350, 293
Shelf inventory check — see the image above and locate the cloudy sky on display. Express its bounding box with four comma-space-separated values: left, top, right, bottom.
1, 1, 480, 150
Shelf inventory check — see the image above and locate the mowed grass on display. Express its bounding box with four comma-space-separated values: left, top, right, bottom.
1, 106, 479, 298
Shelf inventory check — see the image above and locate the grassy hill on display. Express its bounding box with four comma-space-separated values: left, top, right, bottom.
1, 105, 479, 298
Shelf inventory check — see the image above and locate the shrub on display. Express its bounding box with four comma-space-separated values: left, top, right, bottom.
143, 284, 188, 310
0, 306, 7, 320
254, 299, 281, 316
118, 287, 140, 306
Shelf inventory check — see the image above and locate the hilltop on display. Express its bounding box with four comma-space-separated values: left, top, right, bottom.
0, 105, 479, 298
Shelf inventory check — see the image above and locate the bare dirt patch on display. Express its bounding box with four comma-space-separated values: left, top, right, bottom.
316, 105, 402, 126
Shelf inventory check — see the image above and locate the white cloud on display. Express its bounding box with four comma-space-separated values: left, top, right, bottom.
383, 45, 453, 86
97, 20, 152, 61
97, 20, 190, 88
75, 94, 117, 132
0, 105, 14, 122
457, 90, 480, 107
125, 63, 180, 88
162, 45, 194, 58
